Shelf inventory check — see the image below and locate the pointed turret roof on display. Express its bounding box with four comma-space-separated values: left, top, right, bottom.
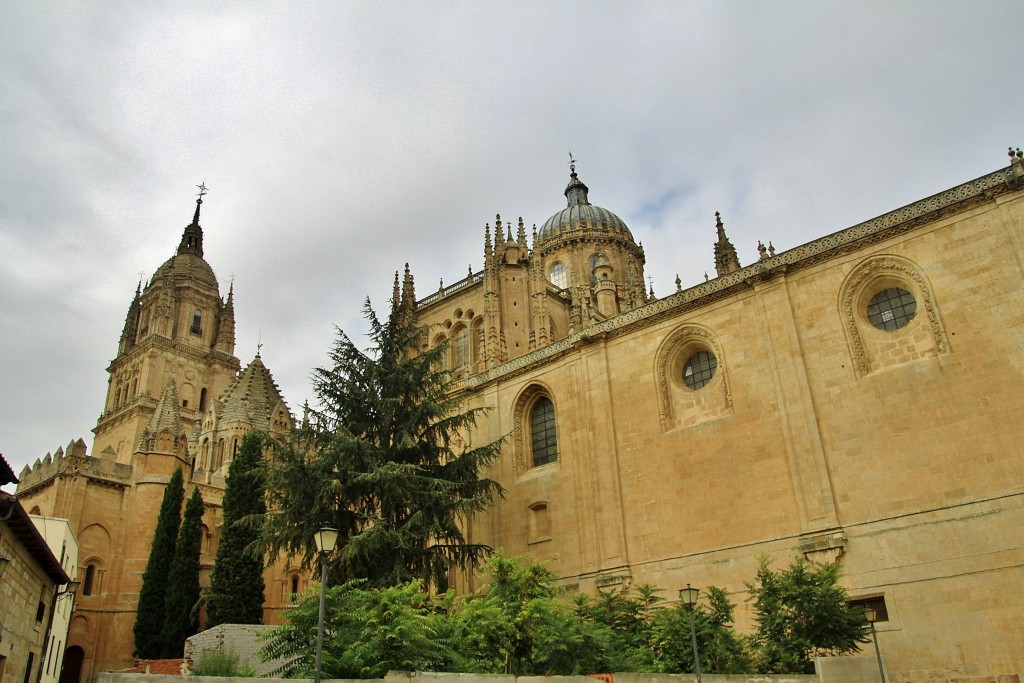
713, 211, 741, 277
178, 183, 207, 257
215, 354, 290, 432
149, 378, 183, 434
137, 377, 188, 452
119, 281, 142, 352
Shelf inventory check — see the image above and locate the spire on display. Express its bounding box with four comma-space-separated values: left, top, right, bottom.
564, 153, 590, 207
119, 280, 142, 354
517, 216, 527, 248
137, 377, 186, 453
400, 263, 416, 314
392, 271, 401, 312
177, 183, 208, 257
713, 211, 741, 277
494, 214, 506, 259
216, 282, 236, 354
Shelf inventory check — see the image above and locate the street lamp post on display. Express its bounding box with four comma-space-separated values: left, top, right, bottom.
864, 607, 886, 683
313, 526, 339, 683
679, 584, 703, 683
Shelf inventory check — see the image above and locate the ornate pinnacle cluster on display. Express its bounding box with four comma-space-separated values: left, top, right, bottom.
713, 211, 741, 276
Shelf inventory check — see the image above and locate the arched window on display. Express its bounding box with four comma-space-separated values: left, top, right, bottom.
530, 397, 558, 467
191, 308, 202, 335
471, 319, 485, 370
549, 262, 567, 289
453, 326, 470, 374
82, 564, 96, 596
199, 387, 208, 412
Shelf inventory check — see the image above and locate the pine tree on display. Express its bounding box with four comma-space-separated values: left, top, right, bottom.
206, 431, 267, 627
160, 487, 205, 656
261, 296, 503, 588
134, 467, 184, 658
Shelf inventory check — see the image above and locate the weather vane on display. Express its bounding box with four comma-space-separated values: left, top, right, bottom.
568, 150, 577, 173
196, 181, 209, 199
257, 330, 263, 356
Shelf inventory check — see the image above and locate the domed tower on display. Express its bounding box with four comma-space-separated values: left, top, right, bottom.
534, 161, 647, 324
92, 189, 242, 463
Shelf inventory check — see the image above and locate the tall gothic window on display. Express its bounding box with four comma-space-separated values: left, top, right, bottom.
549, 262, 567, 289
455, 328, 470, 373
191, 308, 202, 335
530, 397, 558, 467
82, 564, 96, 596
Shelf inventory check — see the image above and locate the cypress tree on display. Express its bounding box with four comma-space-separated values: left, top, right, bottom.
134, 467, 184, 658
161, 487, 205, 656
206, 431, 267, 627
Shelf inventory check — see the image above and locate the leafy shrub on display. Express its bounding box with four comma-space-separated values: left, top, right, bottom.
194, 648, 257, 677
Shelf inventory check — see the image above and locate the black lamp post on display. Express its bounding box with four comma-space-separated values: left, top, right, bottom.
864, 607, 886, 683
313, 526, 339, 683
679, 584, 703, 683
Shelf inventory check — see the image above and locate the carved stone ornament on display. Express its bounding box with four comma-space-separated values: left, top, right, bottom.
654, 323, 733, 430
839, 254, 949, 377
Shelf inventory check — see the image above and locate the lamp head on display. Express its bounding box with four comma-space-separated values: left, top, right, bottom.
314, 526, 339, 554
679, 583, 700, 607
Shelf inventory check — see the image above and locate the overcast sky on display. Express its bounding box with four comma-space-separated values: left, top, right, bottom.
1, 1, 1022, 478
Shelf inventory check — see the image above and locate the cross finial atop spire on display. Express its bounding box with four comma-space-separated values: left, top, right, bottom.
190, 182, 209, 227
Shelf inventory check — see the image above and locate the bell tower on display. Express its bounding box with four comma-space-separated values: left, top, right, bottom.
92, 187, 241, 463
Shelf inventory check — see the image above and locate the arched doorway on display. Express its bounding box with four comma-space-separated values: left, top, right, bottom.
58, 646, 84, 683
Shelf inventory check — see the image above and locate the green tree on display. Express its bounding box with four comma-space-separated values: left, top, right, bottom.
578, 584, 664, 671
134, 467, 184, 658
649, 586, 751, 674
747, 556, 869, 673
160, 487, 205, 656
454, 552, 610, 675
260, 579, 447, 678
260, 297, 503, 588
207, 431, 267, 628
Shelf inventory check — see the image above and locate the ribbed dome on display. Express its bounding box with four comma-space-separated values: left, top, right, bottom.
536, 169, 634, 246
151, 252, 219, 289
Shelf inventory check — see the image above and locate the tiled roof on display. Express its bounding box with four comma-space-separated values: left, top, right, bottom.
216, 354, 288, 431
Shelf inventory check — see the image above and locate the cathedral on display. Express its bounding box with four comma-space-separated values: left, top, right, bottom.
15, 150, 1024, 682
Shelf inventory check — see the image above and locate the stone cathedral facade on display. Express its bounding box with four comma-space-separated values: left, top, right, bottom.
15, 150, 1024, 682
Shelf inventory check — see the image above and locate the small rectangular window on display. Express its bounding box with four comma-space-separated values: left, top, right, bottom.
849, 594, 888, 622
